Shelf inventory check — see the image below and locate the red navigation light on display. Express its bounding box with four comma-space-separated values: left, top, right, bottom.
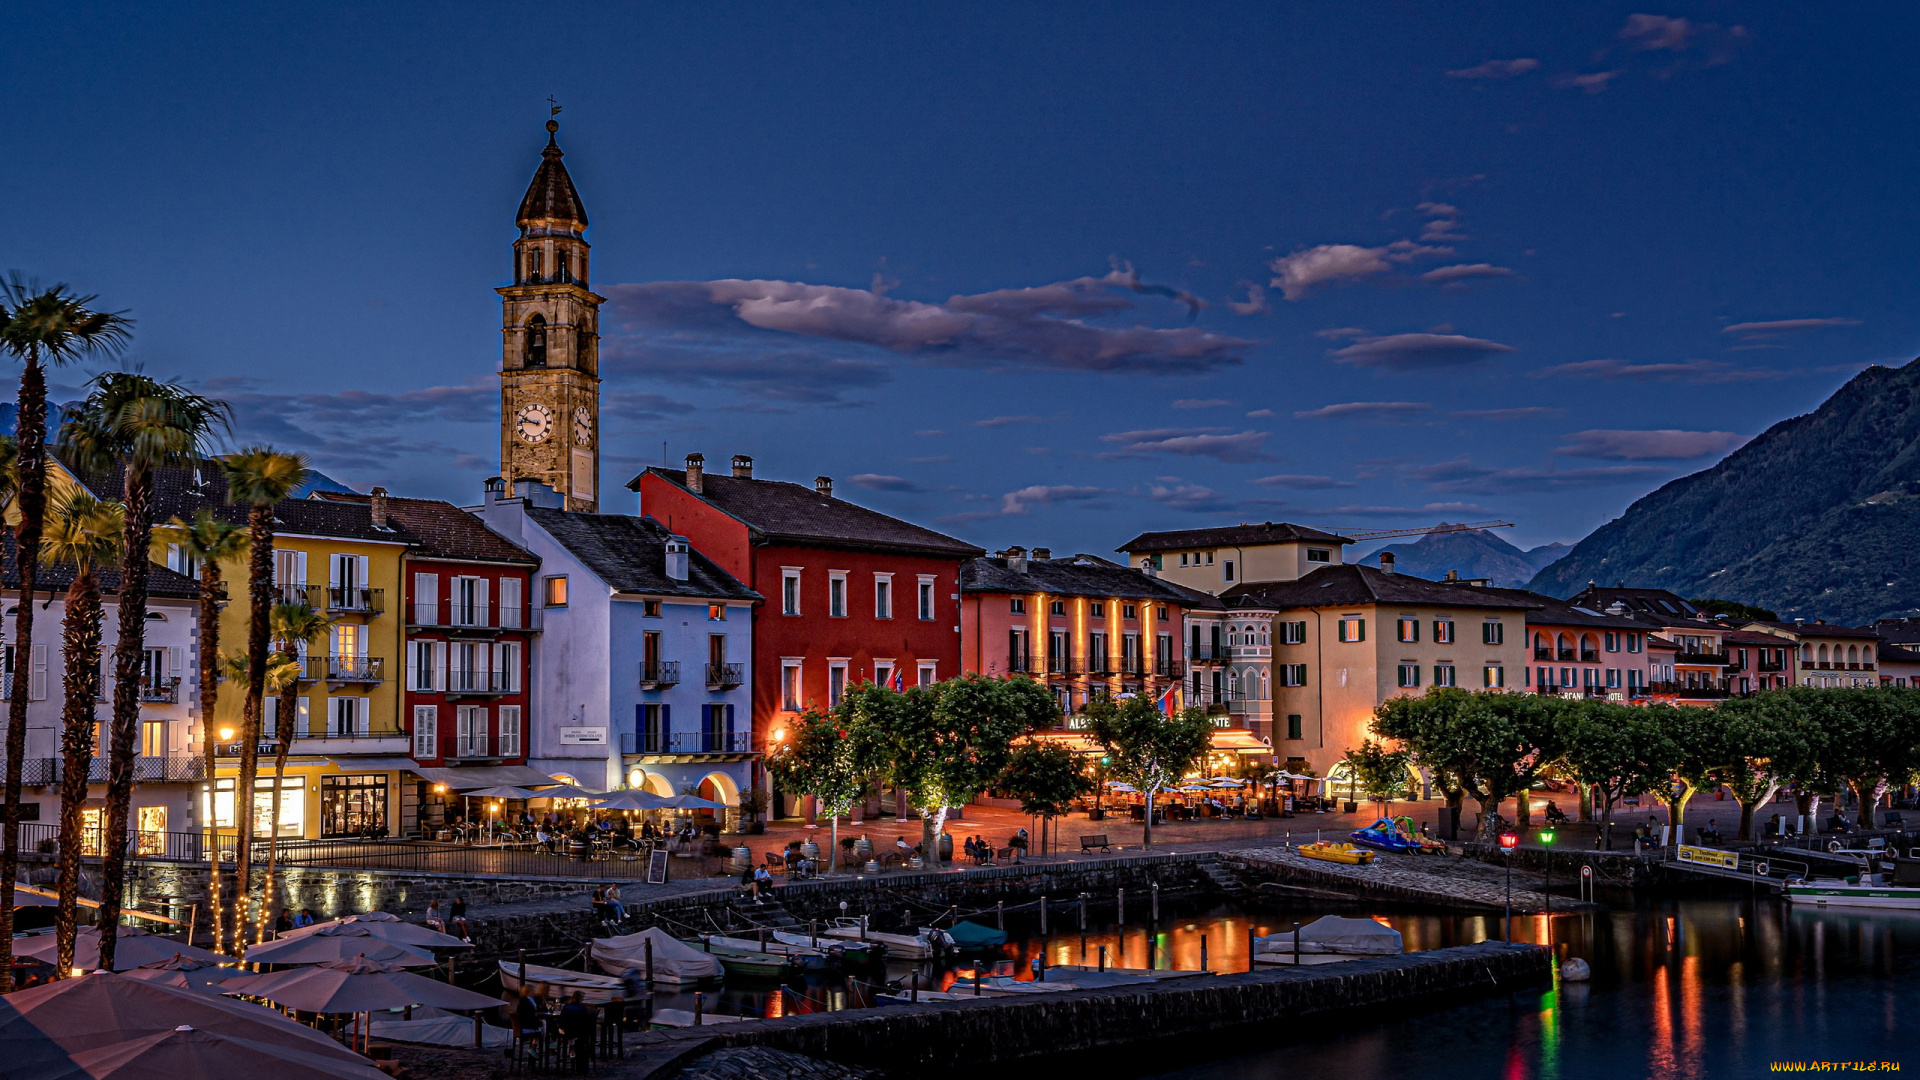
1498, 831, 1519, 851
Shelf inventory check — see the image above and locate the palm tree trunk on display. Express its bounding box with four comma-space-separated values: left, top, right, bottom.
232, 505, 274, 959
95, 466, 155, 972
197, 562, 226, 954
256, 676, 296, 944
1, 350, 49, 992
54, 571, 104, 975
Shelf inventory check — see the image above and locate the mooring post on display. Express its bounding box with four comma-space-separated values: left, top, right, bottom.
1099, 944, 1108, 972
1151, 882, 1160, 923
911, 968, 919, 1003
811, 919, 819, 949
997, 900, 1005, 930
693, 993, 704, 1026
642, 940, 652, 989
1118, 887, 1125, 925
1147, 933, 1156, 970
759, 926, 767, 952
1200, 934, 1208, 972
1040, 895, 1048, 935
1293, 921, 1301, 965
1248, 927, 1256, 972
1079, 893, 1088, 930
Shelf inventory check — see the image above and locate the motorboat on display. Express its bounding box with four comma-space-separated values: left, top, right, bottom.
1298, 841, 1376, 865
817, 918, 953, 960
499, 961, 628, 1004
683, 937, 806, 978
589, 927, 724, 984
1784, 878, 1920, 910
771, 929, 888, 966
694, 934, 832, 972
1253, 915, 1405, 965
1351, 817, 1446, 855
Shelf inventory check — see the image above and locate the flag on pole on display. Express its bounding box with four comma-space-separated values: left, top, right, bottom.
893, 667, 904, 692
1157, 684, 1178, 716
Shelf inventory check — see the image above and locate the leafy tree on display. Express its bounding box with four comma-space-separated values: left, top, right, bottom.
40, 492, 122, 973
997, 741, 1094, 854
1371, 689, 1566, 840
0, 278, 130, 989
62, 372, 227, 969
1813, 688, 1920, 831
1556, 699, 1664, 849
1687, 598, 1778, 622
1341, 739, 1413, 817
1645, 703, 1727, 844
1085, 696, 1215, 849
220, 447, 309, 957
159, 511, 247, 953
1714, 692, 1820, 840
857, 675, 1055, 866
766, 705, 876, 875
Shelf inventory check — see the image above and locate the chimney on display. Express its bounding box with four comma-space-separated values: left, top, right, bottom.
482, 477, 506, 507
815, 476, 833, 497
1003, 546, 1028, 573
731, 454, 754, 479
1444, 569, 1458, 582
664, 535, 690, 582
369, 487, 389, 528
1379, 551, 1396, 575
684, 453, 705, 495
1032, 547, 1051, 560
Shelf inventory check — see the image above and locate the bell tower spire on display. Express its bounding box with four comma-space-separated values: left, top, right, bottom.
498, 110, 604, 512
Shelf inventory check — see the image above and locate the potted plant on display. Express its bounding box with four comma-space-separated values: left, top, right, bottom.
738, 789, 767, 835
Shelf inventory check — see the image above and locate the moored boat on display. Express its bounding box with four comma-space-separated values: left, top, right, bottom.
498, 961, 627, 1004
1784, 879, 1920, 910
684, 938, 806, 978
1298, 841, 1376, 865
817, 919, 952, 960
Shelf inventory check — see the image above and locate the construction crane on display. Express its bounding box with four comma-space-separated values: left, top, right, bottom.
1326, 519, 1516, 543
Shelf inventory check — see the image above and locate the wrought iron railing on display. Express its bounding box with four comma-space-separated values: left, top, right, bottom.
638, 661, 681, 687
705, 663, 744, 689
620, 730, 752, 755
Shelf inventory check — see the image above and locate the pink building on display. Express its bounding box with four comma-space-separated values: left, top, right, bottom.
1518, 593, 1662, 700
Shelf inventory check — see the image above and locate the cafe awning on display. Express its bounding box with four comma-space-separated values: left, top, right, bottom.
1209, 729, 1273, 754
408, 766, 558, 790
325, 756, 418, 772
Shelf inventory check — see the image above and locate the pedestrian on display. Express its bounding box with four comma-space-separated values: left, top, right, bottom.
425, 899, 446, 933
752, 863, 773, 904
559, 990, 595, 1073
293, 907, 316, 928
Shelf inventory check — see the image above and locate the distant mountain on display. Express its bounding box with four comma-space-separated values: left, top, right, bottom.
1529, 358, 1920, 625
1356, 527, 1569, 587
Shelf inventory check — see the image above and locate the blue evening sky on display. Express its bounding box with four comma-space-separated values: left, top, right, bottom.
5, 4, 1915, 555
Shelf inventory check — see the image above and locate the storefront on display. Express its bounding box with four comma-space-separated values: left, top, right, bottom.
207, 755, 416, 840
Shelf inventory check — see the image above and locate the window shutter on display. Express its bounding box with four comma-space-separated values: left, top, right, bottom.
414, 573, 437, 624
30, 645, 47, 701
724, 703, 736, 737
407, 642, 421, 691
499, 577, 522, 628
413, 705, 437, 759
474, 578, 490, 626
431, 642, 447, 692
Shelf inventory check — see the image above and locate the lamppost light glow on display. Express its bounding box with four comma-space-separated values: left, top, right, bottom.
1499, 831, 1518, 851
218, 727, 235, 741
1538, 829, 1556, 846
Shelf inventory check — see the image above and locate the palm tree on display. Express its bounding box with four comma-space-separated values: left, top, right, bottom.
164, 511, 247, 953
61, 374, 227, 970
40, 492, 122, 975
0, 277, 131, 990
253, 601, 327, 944
219, 448, 309, 958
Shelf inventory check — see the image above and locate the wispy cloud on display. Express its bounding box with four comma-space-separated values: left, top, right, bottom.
1140, 480, 1269, 514
1533, 357, 1781, 383
1171, 399, 1233, 410
1097, 428, 1276, 464
1723, 317, 1861, 337
1446, 58, 1540, 79
1226, 282, 1269, 316
1292, 401, 1433, 421
1420, 263, 1512, 285
1299, 501, 1492, 519
602, 340, 890, 405
1331, 333, 1516, 371
1252, 474, 1356, 490
941, 484, 1113, 524
1408, 456, 1674, 495
1620, 13, 1696, 51
1555, 429, 1751, 460
1267, 241, 1451, 300
845, 473, 923, 492
1553, 70, 1622, 94
1447, 406, 1565, 421
973, 415, 1047, 428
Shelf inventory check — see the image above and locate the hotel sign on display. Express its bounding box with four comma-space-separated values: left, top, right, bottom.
1676, 844, 1739, 870
559, 726, 607, 746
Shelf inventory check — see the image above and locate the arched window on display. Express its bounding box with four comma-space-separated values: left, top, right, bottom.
1260, 670, 1270, 700
1848, 644, 1859, 665
525, 247, 543, 283
1818, 644, 1829, 663
1865, 646, 1875, 664
557, 249, 571, 282
525, 315, 547, 368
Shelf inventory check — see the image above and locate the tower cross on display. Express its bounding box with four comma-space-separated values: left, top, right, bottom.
547, 96, 562, 117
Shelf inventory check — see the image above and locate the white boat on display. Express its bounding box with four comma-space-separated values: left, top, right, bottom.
589, 928, 725, 984
771, 929, 885, 959
1253, 915, 1405, 965
1785, 878, 1920, 910
498, 961, 628, 1004
702, 933, 828, 958
649, 1008, 755, 1028
817, 918, 951, 960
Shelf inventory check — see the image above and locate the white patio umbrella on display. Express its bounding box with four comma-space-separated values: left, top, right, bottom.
589, 789, 673, 811
657, 792, 728, 811
222, 956, 505, 1013
278, 916, 468, 949
534, 784, 602, 801
16, 927, 222, 972
46, 1024, 389, 1080
461, 785, 543, 800
241, 933, 437, 968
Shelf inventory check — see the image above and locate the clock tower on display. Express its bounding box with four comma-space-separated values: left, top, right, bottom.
499, 116, 603, 512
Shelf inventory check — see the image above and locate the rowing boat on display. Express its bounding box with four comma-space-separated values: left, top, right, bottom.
498, 961, 626, 1004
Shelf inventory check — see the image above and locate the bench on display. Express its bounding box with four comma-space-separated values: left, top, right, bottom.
1080, 834, 1112, 853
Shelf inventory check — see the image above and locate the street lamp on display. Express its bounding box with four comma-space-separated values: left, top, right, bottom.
1499, 831, 1519, 942
1538, 828, 1556, 916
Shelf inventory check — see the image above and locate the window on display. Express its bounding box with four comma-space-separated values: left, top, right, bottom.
412, 705, 438, 758
330, 696, 367, 736
320, 774, 387, 838
917, 661, 937, 686
1338, 617, 1365, 643
248, 775, 303, 839
918, 576, 937, 620
1398, 664, 1421, 688
874, 574, 893, 619
499, 577, 523, 628
782, 569, 801, 615
1307, 548, 1331, 563
1286, 714, 1303, 740
498, 706, 522, 757
708, 603, 726, 621
525, 314, 547, 367
874, 661, 895, 691
1628, 633, 1641, 653
1482, 620, 1504, 645
1280, 621, 1307, 645
141, 719, 166, 758
1279, 664, 1308, 687
1606, 668, 1621, 689
1157, 606, 1169, 622
1434, 664, 1456, 687
265, 696, 310, 739
1050, 600, 1067, 617
1433, 619, 1454, 644
643, 599, 661, 617
828, 572, 847, 617
1397, 618, 1419, 643
1181, 554, 1189, 566
1010, 597, 1026, 615
1605, 632, 1619, 652
456, 706, 488, 757
781, 661, 803, 711
1483, 665, 1505, 688
1205, 552, 1214, 565
543, 575, 568, 607
407, 640, 439, 691
135, 805, 167, 855
494, 641, 521, 692
1123, 605, 1137, 620
828, 661, 848, 706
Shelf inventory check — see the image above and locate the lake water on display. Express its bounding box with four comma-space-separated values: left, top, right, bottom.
635, 891, 1918, 1078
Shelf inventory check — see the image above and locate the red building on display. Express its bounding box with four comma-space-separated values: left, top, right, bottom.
631, 454, 983, 813
317, 491, 541, 826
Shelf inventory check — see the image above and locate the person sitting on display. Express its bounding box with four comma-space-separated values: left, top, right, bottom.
1701, 819, 1723, 844
1764, 813, 1782, 838
604, 883, 626, 921
590, 887, 611, 924
274, 908, 294, 935
1544, 801, 1569, 825
751, 864, 774, 903
293, 907, 316, 928
559, 990, 595, 1073
962, 835, 978, 863
896, 836, 912, 863
1010, 828, 1029, 861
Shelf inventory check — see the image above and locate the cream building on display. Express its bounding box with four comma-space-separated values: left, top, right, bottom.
1117, 522, 1351, 596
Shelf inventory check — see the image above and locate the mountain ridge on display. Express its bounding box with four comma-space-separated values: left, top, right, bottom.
1356, 527, 1567, 587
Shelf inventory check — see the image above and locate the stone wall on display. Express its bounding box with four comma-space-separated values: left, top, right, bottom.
119, 860, 606, 927
769, 852, 1216, 928
620, 941, 1550, 1074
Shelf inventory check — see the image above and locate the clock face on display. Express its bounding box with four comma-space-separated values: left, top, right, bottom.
573, 406, 593, 446
515, 402, 554, 443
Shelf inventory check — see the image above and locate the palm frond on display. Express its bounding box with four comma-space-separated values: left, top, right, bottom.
162, 510, 250, 565
221, 446, 311, 508
39, 491, 124, 573
61, 372, 230, 473
0, 276, 134, 366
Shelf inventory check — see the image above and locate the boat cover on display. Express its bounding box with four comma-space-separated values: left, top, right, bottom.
591, 927, 724, 980
943, 920, 1009, 948
1258, 915, 1403, 955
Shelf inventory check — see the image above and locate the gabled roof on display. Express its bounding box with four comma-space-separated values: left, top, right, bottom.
1, 535, 199, 601
1878, 643, 1920, 664
1496, 591, 1648, 630
517, 127, 587, 228
312, 492, 536, 566
60, 456, 408, 545
1723, 630, 1791, 646
961, 553, 1216, 606
1117, 521, 1349, 553
1566, 585, 1700, 621
1742, 619, 1883, 640
635, 468, 983, 559
527, 508, 759, 602
1221, 564, 1540, 612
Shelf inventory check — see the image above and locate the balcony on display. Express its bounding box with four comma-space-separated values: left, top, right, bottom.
1154, 658, 1185, 679
705, 662, 745, 690
1534, 648, 1553, 661
327, 587, 385, 615
1758, 659, 1786, 672
1579, 650, 1599, 663
446, 669, 517, 696
450, 735, 509, 760
301, 655, 385, 684
639, 661, 681, 689
139, 678, 181, 705
274, 584, 324, 607
1005, 654, 1035, 674
1045, 656, 1082, 677
1087, 654, 1116, 676
15, 755, 207, 783
288, 724, 407, 743
1556, 648, 1575, 662
621, 730, 753, 755
408, 599, 540, 632
1673, 650, 1727, 665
